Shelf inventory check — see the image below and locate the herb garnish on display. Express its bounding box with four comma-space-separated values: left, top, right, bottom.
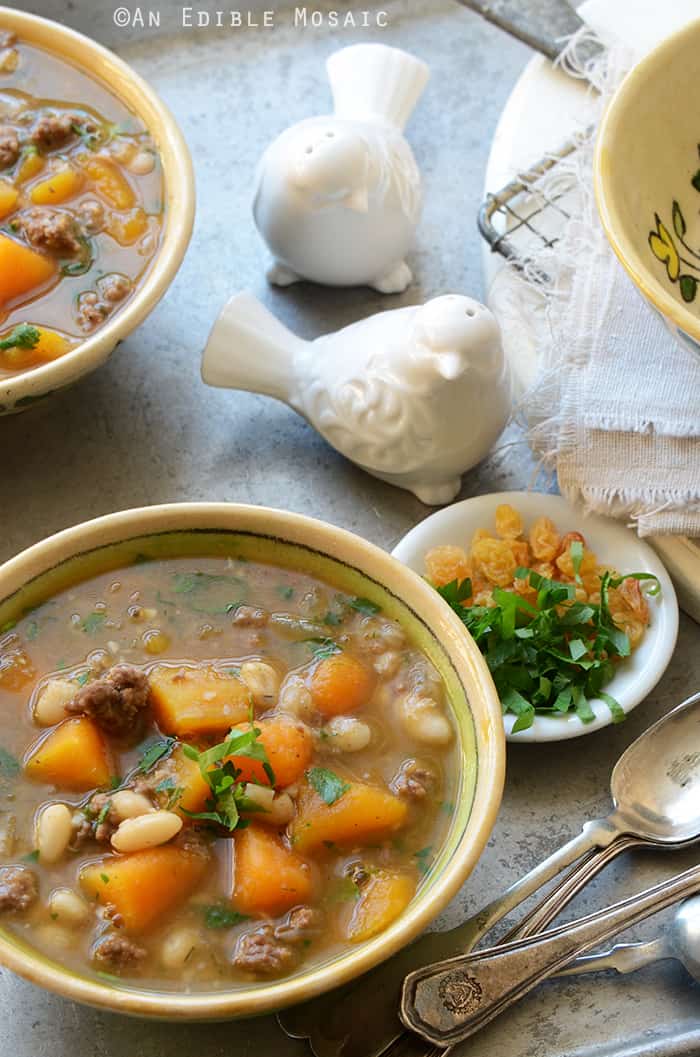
201, 904, 249, 930
154, 776, 184, 810
436, 566, 660, 732
308, 767, 350, 806
181, 726, 274, 832
80, 611, 106, 635
348, 597, 381, 616
414, 846, 433, 876
327, 876, 360, 903
137, 737, 174, 773
305, 637, 342, 660
0, 747, 20, 780
0, 324, 40, 352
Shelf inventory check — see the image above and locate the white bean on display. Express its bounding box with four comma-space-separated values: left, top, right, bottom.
373, 651, 401, 678
160, 926, 200, 970
111, 810, 182, 853
36, 803, 73, 864
399, 695, 453, 747
127, 149, 156, 175
278, 675, 314, 719
110, 790, 153, 821
266, 793, 295, 826
322, 715, 371, 753
240, 661, 280, 705
34, 922, 74, 951
34, 679, 75, 726
242, 783, 275, 812
48, 887, 89, 926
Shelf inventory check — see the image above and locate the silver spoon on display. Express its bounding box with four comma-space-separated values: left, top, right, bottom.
559, 892, 700, 981
400, 862, 700, 1048
279, 692, 700, 1057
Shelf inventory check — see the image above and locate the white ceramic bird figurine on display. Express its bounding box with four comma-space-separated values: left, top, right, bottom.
252, 43, 429, 294
201, 292, 511, 504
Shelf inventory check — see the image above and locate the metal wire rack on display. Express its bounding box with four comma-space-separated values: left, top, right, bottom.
477, 137, 583, 282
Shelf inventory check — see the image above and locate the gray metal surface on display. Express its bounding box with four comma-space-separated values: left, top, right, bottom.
0, 2, 697, 1056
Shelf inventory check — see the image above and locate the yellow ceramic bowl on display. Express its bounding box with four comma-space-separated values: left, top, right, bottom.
0, 503, 505, 1020
0, 8, 195, 414
594, 18, 700, 357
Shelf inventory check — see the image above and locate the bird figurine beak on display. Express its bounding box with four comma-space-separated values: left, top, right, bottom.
436, 350, 465, 380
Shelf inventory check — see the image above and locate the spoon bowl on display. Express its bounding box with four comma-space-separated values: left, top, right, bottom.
610, 691, 700, 843
672, 895, 700, 980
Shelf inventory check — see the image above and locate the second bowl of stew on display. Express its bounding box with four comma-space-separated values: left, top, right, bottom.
0, 7, 194, 413
0, 503, 504, 1019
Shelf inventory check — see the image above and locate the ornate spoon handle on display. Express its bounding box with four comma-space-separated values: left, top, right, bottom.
400, 862, 700, 1048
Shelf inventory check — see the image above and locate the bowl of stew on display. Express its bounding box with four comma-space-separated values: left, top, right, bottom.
0, 8, 194, 413
0, 503, 504, 1019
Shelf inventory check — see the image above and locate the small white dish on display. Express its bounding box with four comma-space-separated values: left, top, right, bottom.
392, 492, 679, 742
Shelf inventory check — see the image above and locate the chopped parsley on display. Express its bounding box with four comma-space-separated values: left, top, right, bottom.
137, 737, 174, 773
305, 637, 341, 660
308, 767, 349, 806
0, 324, 40, 352
201, 904, 249, 930
327, 876, 360, 903
348, 597, 381, 616
436, 566, 660, 732
277, 585, 295, 600
181, 726, 274, 832
80, 611, 106, 635
23, 849, 39, 863
0, 747, 20, 780
155, 776, 184, 810
414, 846, 433, 876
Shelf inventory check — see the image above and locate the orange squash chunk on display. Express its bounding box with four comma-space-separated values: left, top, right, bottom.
0, 234, 57, 307
310, 653, 375, 717
80, 845, 208, 933
24, 717, 112, 791
344, 870, 416, 942
30, 166, 83, 205
232, 824, 313, 917
149, 664, 252, 737
107, 206, 149, 246
168, 744, 211, 817
0, 180, 19, 220
291, 778, 407, 854
78, 153, 135, 210
228, 718, 313, 789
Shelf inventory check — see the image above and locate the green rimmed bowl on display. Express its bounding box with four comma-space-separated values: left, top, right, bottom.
0, 503, 505, 1020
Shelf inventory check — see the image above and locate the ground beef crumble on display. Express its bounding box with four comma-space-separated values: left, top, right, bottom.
233, 906, 323, 976
391, 759, 437, 801
66, 663, 150, 738
20, 207, 81, 256
0, 866, 38, 913
92, 932, 147, 969
30, 112, 76, 151
0, 125, 19, 170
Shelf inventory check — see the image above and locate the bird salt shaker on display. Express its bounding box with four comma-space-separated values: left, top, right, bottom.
201, 292, 511, 504
252, 42, 429, 293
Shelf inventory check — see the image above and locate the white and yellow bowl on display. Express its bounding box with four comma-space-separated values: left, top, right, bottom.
0, 7, 195, 414
594, 18, 700, 358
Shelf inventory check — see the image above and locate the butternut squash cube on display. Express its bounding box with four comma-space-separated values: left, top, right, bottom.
0, 234, 57, 307
0, 180, 18, 220
24, 717, 113, 791
30, 166, 83, 205
344, 870, 416, 942
78, 153, 135, 209
168, 744, 211, 817
80, 845, 208, 933
232, 824, 313, 917
150, 665, 252, 737
291, 778, 407, 854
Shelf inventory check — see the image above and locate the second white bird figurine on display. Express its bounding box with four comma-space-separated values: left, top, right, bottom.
252, 42, 429, 293
201, 292, 511, 504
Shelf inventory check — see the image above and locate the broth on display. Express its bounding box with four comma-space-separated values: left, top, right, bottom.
0, 29, 164, 377
0, 554, 458, 990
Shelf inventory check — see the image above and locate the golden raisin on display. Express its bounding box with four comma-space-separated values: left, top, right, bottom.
495, 504, 523, 540
472, 538, 517, 587
529, 517, 560, 561
425, 546, 471, 588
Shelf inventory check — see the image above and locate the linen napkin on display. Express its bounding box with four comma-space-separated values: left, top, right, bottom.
498, 0, 700, 536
